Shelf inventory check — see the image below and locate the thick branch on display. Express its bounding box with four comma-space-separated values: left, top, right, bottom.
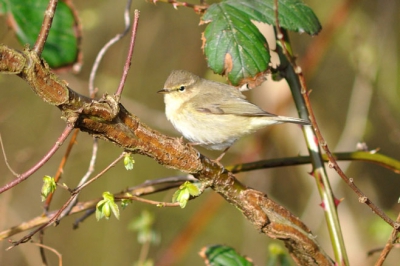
0, 44, 332, 264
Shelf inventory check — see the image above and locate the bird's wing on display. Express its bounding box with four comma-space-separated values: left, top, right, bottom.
195, 97, 277, 117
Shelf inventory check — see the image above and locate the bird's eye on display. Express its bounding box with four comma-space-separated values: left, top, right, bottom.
178, 86, 185, 92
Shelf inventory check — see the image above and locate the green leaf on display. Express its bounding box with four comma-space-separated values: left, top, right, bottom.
201, 0, 321, 85
202, 3, 270, 85
172, 181, 201, 208
172, 188, 190, 208
199, 245, 253, 266
186, 182, 201, 197
0, 0, 80, 68
123, 153, 135, 170
96, 192, 120, 220
41, 175, 56, 201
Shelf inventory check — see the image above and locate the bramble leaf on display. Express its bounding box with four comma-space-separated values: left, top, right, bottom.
201, 0, 321, 85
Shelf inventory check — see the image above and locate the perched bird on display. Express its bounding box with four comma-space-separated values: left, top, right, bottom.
158, 70, 309, 160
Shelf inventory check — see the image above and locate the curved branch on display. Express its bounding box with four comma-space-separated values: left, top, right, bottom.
0, 45, 332, 264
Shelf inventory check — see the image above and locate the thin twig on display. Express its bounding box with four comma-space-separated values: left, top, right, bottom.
73, 209, 96, 229
88, 0, 133, 97
0, 133, 19, 176
34, 0, 59, 56
58, 138, 99, 219
375, 213, 400, 265
153, 0, 208, 13
31, 242, 63, 266
7, 193, 79, 249
0, 124, 75, 194
117, 195, 181, 207
115, 9, 140, 99
73, 153, 124, 192
227, 151, 400, 174
39, 231, 47, 266
1, 176, 194, 242
44, 129, 80, 211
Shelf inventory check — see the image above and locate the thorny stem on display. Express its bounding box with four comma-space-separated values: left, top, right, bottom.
273, 0, 349, 264
276, 21, 397, 229
274, 0, 399, 264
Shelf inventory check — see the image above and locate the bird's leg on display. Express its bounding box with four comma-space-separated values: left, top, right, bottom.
215, 146, 231, 162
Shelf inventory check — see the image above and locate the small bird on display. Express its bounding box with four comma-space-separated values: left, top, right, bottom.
158, 70, 309, 160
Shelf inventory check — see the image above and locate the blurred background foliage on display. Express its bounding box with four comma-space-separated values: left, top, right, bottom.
0, 0, 400, 265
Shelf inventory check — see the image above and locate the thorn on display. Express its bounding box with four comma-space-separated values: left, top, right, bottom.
334, 197, 344, 207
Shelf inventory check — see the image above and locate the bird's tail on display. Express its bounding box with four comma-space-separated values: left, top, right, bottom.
275, 115, 310, 125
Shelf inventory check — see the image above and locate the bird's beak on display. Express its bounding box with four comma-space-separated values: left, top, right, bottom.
157, 89, 169, 94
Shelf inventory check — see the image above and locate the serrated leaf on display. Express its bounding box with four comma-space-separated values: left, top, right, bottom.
199, 245, 253, 266
202, 3, 270, 85
0, 0, 80, 69
201, 0, 321, 85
